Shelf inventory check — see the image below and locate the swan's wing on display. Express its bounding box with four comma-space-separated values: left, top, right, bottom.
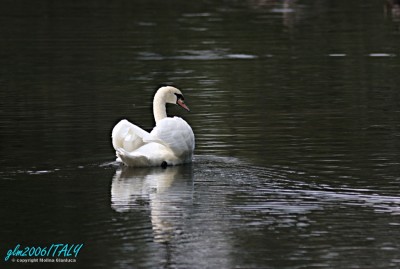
147, 117, 195, 158
112, 118, 194, 166
112, 119, 151, 152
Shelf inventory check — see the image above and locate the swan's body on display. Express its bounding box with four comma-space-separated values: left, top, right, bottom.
111, 86, 195, 167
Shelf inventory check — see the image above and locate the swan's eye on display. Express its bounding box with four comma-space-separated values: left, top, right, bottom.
174, 93, 184, 101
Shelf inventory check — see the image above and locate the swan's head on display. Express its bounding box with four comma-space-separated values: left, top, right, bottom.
157, 86, 190, 112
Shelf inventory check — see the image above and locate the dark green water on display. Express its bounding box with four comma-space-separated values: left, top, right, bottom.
1, 0, 400, 268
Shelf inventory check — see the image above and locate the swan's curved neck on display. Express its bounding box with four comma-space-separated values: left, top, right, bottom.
153, 92, 167, 123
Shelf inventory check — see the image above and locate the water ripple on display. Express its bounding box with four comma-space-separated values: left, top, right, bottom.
136, 50, 257, 61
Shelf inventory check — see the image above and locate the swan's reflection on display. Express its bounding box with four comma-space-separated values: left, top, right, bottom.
111, 165, 194, 243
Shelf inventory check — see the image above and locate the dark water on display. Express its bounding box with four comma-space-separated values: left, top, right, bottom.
1, 0, 400, 268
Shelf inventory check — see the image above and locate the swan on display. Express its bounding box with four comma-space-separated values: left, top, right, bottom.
111, 86, 195, 167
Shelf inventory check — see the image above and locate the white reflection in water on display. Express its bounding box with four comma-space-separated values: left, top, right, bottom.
111, 165, 194, 243
136, 49, 257, 61
368, 53, 396, 57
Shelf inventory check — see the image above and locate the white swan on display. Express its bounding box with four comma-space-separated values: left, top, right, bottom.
111, 86, 195, 167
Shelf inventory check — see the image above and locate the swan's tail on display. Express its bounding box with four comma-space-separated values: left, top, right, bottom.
115, 148, 150, 167
115, 141, 178, 167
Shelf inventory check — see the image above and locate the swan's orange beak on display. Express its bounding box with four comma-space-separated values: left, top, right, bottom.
177, 99, 190, 112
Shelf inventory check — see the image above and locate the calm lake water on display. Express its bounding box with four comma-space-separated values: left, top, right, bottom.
1, 0, 400, 268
